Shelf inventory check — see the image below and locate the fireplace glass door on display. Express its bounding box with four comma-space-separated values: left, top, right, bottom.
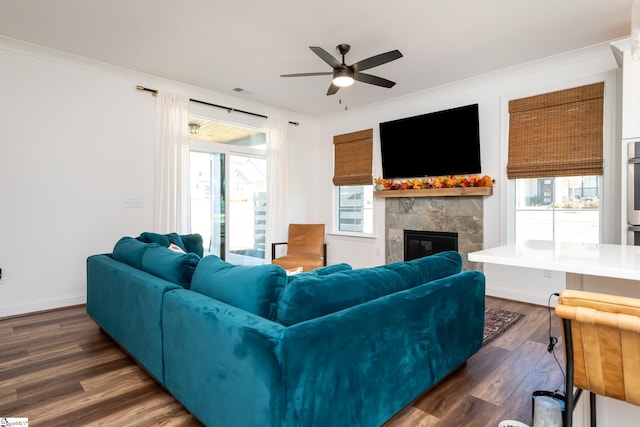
404, 230, 458, 261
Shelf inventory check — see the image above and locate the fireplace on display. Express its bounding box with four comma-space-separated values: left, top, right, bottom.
384, 196, 484, 271
404, 230, 458, 261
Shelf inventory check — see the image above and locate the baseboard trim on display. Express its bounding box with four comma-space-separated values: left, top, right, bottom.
0, 295, 86, 319
486, 285, 556, 307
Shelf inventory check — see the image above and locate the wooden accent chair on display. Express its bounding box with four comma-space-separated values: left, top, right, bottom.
555, 289, 640, 427
271, 224, 327, 272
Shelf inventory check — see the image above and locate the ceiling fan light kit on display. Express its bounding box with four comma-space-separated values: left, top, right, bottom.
281, 43, 403, 95
332, 69, 354, 87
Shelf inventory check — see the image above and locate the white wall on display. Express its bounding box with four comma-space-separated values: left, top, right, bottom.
0, 36, 626, 315
316, 42, 622, 289
0, 37, 316, 317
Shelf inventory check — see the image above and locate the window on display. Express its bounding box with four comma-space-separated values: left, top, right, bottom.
508, 83, 604, 244
514, 176, 600, 243
189, 118, 267, 264
333, 129, 374, 234
337, 185, 374, 233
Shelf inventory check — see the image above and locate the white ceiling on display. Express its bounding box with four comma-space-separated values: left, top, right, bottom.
0, 0, 632, 116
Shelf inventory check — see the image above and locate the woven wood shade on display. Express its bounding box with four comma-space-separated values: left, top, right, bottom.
333, 128, 373, 186
507, 82, 604, 179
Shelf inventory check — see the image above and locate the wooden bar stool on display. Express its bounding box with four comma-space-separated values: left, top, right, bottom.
555, 290, 640, 427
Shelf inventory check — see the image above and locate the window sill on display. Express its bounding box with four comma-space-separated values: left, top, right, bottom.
328, 232, 378, 239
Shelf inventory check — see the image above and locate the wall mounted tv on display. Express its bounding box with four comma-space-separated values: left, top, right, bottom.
379, 103, 481, 179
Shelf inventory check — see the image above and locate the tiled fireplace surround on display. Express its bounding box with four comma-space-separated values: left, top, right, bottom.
384, 196, 484, 272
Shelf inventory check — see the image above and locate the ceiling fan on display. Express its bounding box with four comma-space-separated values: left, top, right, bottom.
280, 44, 403, 95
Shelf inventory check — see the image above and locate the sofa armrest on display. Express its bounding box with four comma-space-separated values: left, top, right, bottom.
162, 289, 287, 427
280, 270, 486, 426
86, 254, 181, 383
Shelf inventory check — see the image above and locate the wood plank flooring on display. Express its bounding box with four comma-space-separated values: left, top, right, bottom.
0, 297, 564, 426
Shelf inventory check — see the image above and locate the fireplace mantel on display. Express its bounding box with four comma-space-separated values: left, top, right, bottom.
374, 186, 492, 198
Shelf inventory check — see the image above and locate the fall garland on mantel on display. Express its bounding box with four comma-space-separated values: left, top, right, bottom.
374, 174, 494, 191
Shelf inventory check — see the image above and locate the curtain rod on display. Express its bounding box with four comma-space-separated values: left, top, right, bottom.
136, 85, 299, 126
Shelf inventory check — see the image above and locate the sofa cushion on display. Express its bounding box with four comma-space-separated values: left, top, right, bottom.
140, 245, 200, 288
138, 232, 187, 252
112, 236, 151, 270
276, 266, 405, 326
286, 262, 352, 283
382, 250, 462, 289
191, 255, 287, 320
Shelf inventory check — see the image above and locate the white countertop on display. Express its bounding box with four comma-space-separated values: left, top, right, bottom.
468, 241, 640, 281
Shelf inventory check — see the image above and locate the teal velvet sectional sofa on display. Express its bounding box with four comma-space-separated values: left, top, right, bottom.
86, 233, 486, 427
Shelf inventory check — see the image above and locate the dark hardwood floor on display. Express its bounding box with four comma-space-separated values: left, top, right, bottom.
0, 297, 564, 426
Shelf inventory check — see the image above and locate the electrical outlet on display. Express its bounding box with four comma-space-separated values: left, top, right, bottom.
124, 198, 144, 208
543, 269, 552, 278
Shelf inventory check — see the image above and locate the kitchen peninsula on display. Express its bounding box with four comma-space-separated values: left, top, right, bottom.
469, 240, 640, 282
469, 241, 640, 298
468, 240, 640, 426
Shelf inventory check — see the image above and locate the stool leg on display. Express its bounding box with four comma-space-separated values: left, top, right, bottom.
590, 392, 596, 427
563, 318, 575, 427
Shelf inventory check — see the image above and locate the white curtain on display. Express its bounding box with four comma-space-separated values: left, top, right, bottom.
152, 91, 191, 234
265, 113, 289, 261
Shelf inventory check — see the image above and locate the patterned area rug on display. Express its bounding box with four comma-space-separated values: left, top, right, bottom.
483, 308, 525, 346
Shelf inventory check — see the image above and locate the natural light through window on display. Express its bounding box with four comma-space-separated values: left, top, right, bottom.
337, 185, 374, 234
514, 176, 600, 244
189, 117, 267, 264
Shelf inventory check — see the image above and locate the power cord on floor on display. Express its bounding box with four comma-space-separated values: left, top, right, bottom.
547, 292, 566, 395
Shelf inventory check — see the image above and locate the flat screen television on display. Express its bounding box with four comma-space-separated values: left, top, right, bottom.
379, 103, 481, 179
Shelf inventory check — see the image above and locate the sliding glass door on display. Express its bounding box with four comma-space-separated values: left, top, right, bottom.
227, 154, 266, 264
189, 118, 266, 264
190, 151, 226, 257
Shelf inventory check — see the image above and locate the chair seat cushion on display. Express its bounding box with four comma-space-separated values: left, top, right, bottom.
272, 255, 324, 272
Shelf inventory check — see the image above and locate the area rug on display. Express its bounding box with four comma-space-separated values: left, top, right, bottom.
483, 308, 525, 346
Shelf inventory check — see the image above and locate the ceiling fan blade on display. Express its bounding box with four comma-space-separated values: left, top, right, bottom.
352, 50, 403, 72
280, 72, 333, 77
327, 83, 340, 96
354, 72, 396, 88
310, 46, 342, 68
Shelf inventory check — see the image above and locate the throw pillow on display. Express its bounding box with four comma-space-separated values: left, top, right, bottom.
138, 232, 187, 253
382, 250, 462, 289
190, 255, 287, 320
140, 245, 200, 288
275, 266, 405, 326
112, 236, 150, 270
180, 233, 204, 257
168, 243, 186, 253
286, 262, 353, 283
405, 250, 462, 286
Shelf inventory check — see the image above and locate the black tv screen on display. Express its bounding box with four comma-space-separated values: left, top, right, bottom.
379, 104, 481, 179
